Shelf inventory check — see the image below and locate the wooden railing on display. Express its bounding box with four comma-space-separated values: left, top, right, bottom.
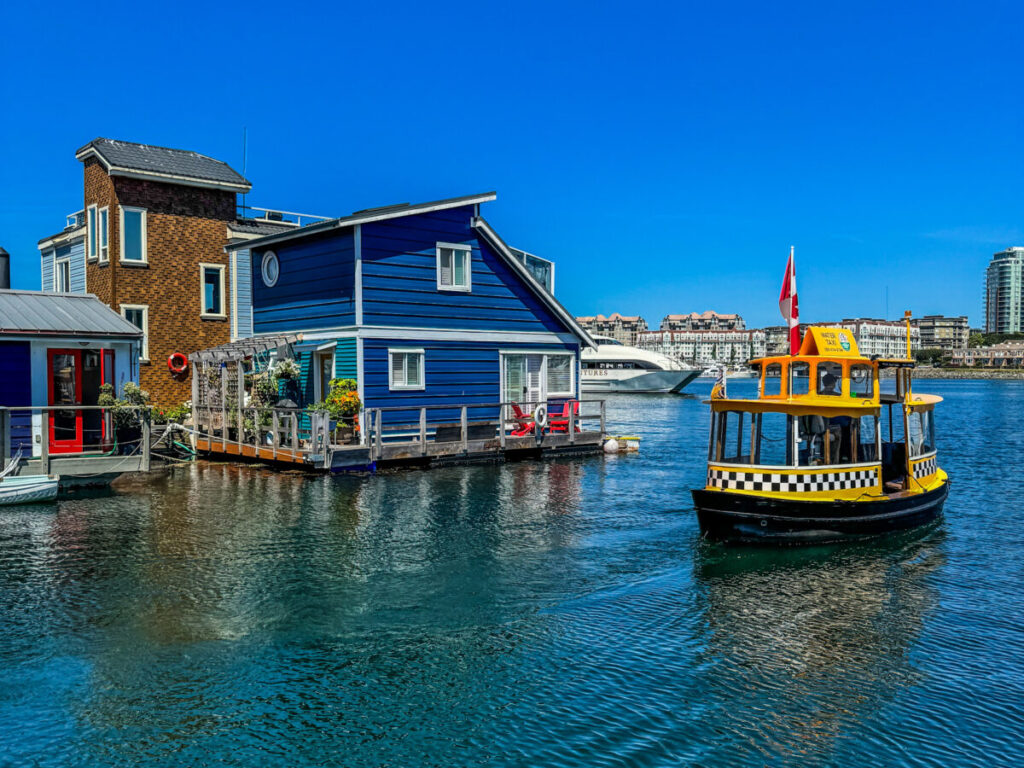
191, 405, 360, 460
364, 400, 606, 456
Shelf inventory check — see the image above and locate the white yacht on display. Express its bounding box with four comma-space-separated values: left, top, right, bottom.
581, 336, 700, 394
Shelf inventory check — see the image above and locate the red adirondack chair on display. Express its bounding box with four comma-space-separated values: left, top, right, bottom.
547, 400, 580, 433
509, 402, 535, 436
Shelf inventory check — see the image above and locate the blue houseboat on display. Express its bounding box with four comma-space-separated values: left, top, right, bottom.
192, 193, 603, 469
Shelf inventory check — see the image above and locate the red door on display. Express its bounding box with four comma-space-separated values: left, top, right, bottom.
48, 349, 83, 454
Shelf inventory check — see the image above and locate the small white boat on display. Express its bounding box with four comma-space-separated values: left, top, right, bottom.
0, 451, 59, 505
0, 475, 59, 505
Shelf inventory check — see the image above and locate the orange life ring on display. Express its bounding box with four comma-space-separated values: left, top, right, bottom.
168, 352, 189, 374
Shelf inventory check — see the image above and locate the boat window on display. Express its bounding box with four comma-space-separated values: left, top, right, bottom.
712, 410, 752, 464
816, 361, 842, 396
907, 410, 935, 457
762, 363, 782, 396
755, 412, 790, 466
790, 361, 810, 395
798, 415, 856, 465
858, 414, 879, 462
850, 365, 874, 399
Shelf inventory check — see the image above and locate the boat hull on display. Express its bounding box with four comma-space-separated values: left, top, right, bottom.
0, 475, 60, 505
691, 480, 948, 545
581, 369, 699, 394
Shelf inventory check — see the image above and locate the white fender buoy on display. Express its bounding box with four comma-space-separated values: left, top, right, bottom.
603, 438, 620, 454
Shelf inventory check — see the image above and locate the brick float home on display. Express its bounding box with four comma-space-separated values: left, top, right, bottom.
39, 139, 297, 405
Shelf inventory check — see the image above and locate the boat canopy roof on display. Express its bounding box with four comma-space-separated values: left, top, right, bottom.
716, 326, 941, 413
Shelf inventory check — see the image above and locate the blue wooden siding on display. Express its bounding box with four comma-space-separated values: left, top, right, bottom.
235, 248, 253, 339
360, 207, 566, 333
0, 342, 32, 451
66, 242, 86, 293
334, 338, 357, 379
251, 232, 355, 334
40, 242, 86, 293
362, 338, 578, 426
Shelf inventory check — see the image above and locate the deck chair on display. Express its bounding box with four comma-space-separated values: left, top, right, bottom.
548, 400, 580, 433
509, 403, 535, 436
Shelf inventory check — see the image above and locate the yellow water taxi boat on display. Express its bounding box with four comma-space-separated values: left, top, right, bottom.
691, 319, 948, 544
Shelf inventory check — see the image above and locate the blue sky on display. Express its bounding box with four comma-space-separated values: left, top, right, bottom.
2, 1, 1019, 328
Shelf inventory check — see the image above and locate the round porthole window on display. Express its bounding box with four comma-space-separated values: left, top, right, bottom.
261, 250, 280, 287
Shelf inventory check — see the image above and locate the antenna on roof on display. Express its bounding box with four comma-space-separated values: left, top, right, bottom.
241, 127, 248, 213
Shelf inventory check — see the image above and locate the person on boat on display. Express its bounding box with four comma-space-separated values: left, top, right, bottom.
819, 371, 839, 395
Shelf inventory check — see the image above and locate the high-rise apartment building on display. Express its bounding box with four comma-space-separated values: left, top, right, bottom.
575, 313, 649, 346
660, 311, 744, 332
985, 248, 1024, 333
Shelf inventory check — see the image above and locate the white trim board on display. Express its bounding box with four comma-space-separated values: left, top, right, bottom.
291, 326, 581, 345
354, 224, 363, 325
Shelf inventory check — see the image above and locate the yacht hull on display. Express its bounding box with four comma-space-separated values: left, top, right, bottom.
581, 369, 699, 394
690, 480, 948, 545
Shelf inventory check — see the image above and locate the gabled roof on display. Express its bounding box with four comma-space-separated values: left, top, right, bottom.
75, 138, 250, 193
225, 192, 497, 252
471, 217, 596, 349
0, 290, 143, 338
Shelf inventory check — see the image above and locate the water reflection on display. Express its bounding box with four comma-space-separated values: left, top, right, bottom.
693, 529, 945, 764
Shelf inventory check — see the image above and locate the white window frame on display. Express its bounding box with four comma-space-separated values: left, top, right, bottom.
435, 242, 472, 292
314, 343, 337, 402
500, 350, 578, 402
199, 263, 227, 319
545, 352, 576, 398
98, 206, 109, 263
86, 204, 98, 262
121, 304, 150, 363
388, 348, 425, 391
119, 205, 148, 264
54, 257, 71, 292
261, 250, 280, 287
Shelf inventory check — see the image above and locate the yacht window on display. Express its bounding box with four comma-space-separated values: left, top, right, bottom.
790, 361, 810, 395
762, 363, 782, 396
816, 361, 842, 396
850, 365, 874, 399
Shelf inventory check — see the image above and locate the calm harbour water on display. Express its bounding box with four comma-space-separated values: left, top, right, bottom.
1, 379, 1023, 767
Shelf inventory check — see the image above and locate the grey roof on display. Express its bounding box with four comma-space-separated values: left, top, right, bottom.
227, 192, 497, 252
75, 138, 250, 192
38, 223, 85, 247
228, 219, 297, 237
0, 290, 143, 338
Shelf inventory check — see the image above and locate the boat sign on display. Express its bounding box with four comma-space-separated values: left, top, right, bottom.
798, 327, 861, 358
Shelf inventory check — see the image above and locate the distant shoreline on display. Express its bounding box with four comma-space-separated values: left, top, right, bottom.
909, 368, 1024, 380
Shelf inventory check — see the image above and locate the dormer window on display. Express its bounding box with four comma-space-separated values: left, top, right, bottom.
436, 243, 471, 292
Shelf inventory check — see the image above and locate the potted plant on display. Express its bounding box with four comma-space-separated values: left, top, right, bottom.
307, 378, 361, 444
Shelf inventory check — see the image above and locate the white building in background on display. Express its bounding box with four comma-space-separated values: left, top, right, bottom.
638, 329, 766, 367
985, 247, 1024, 334
816, 319, 920, 358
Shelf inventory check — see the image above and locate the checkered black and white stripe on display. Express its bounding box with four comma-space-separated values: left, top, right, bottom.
913, 454, 937, 479
707, 467, 878, 493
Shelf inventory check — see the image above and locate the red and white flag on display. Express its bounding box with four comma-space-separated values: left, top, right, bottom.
779, 246, 799, 354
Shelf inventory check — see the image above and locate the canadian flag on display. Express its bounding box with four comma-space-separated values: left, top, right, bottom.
779, 246, 799, 354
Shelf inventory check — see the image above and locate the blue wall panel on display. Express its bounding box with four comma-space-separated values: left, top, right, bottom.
40, 250, 53, 291
0, 342, 33, 451
252, 232, 355, 334
361, 207, 567, 333
236, 248, 253, 339
362, 338, 578, 426
334, 338, 357, 380
66, 241, 86, 293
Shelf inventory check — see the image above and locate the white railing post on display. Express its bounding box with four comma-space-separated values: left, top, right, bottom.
272, 410, 279, 460
375, 409, 383, 459
569, 401, 576, 445
600, 400, 606, 435
141, 409, 151, 472
419, 408, 427, 456
499, 403, 506, 449
40, 410, 49, 475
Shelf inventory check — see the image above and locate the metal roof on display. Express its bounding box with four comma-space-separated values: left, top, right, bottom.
0, 290, 143, 338
190, 334, 300, 363
227, 192, 497, 252
75, 138, 251, 192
